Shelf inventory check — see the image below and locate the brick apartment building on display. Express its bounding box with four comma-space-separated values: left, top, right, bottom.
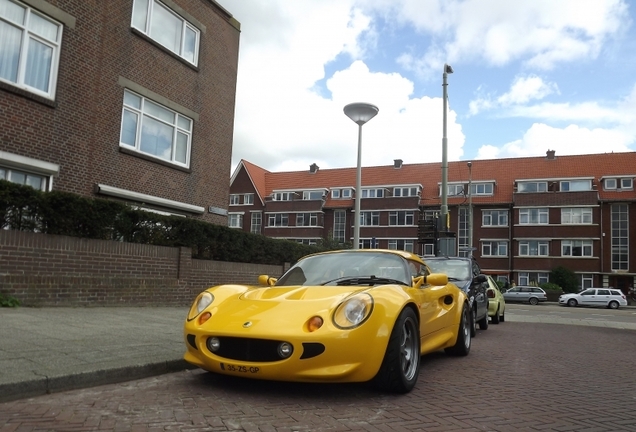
1, 0, 239, 223
229, 151, 636, 292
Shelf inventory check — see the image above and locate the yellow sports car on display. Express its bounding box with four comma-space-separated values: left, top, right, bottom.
184, 249, 471, 393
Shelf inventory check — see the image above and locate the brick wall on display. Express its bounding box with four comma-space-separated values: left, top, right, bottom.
0, 231, 285, 307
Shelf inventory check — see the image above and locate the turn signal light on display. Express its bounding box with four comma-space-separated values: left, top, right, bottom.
198, 312, 212, 325
307, 316, 323, 332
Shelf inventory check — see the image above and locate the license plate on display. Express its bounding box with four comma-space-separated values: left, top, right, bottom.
220, 363, 260, 374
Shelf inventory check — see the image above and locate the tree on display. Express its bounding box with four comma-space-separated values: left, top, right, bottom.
550, 266, 579, 293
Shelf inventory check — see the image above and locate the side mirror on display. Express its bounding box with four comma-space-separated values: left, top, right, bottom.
426, 273, 449, 286
412, 275, 424, 289
258, 275, 277, 286
474, 275, 487, 284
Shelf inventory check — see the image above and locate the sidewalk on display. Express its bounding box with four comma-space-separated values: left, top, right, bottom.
1, 303, 635, 404
0, 307, 192, 403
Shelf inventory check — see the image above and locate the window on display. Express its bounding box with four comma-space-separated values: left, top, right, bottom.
621, 178, 633, 189
120, 90, 193, 167
517, 182, 547, 193
296, 213, 318, 227
250, 212, 262, 234
229, 194, 239, 205
131, 0, 200, 65
388, 239, 414, 252
333, 210, 346, 243
561, 240, 592, 257
422, 243, 435, 256
268, 213, 288, 227
470, 183, 494, 195
331, 189, 340, 199
560, 180, 591, 192
272, 192, 292, 201
342, 189, 352, 198
295, 238, 318, 246
518, 273, 529, 285
302, 191, 324, 200
519, 208, 548, 224
243, 194, 254, 205
359, 239, 380, 249
518, 272, 548, 285
457, 207, 469, 258
444, 184, 465, 196
519, 240, 549, 256
0, 166, 47, 190
482, 210, 508, 226
389, 211, 414, 226
393, 187, 419, 197
360, 211, 379, 226
361, 188, 384, 198
482, 241, 507, 257
0, 0, 63, 98
228, 213, 242, 228
604, 178, 617, 190
611, 204, 628, 271
561, 208, 592, 224
581, 274, 593, 290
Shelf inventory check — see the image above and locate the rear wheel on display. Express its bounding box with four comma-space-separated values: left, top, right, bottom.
567, 299, 577, 307
478, 311, 489, 330
608, 301, 619, 310
529, 297, 539, 306
470, 307, 477, 337
500, 311, 505, 322
445, 303, 471, 356
492, 305, 500, 324
374, 308, 420, 393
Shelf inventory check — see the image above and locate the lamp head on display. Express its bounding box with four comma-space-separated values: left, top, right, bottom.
467, 161, 472, 168
344, 103, 379, 125
444, 63, 454, 74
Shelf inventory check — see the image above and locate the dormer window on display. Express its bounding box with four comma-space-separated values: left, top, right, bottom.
302, 190, 324, 200
605, 178, 617, 189
603, 177, 633, 191
560, 180, 591, 192
393, 186, 420, 197
361, 188, 384, 198
517, 181, 547, 193
331, 189, 340, 198
622, 178, 633, 189
272, 192, 292, 201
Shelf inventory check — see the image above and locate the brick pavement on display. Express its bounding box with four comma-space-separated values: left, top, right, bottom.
1, 322, 635, 431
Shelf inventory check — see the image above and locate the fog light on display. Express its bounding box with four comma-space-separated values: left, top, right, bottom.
207, 337, 220, 353
278, 342, 293, 358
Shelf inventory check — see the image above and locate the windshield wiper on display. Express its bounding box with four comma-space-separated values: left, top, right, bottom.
321, 276, 408, 286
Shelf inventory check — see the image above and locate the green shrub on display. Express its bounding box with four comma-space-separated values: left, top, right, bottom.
550, 266, 579, 293
540, 282, 562, 292
0, 293, 20, 308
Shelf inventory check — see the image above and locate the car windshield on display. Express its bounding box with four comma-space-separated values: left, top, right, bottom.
425, 259, 471, 281
275, 251, 411, 286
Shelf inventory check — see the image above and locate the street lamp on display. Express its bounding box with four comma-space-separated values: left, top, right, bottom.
467, 161, 473, 257
440, 64, 453, 235
344, 102, 379, 249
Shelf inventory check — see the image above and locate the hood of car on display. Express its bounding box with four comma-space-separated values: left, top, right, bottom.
240, 285, 369, 301
559, 293, 577, 298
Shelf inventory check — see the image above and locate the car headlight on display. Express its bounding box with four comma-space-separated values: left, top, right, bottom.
333, 293, 374, 329
187, 292, 214, 321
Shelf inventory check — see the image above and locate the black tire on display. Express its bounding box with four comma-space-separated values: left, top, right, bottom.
478, 311, 489, 330
470, 307, 477, 337
445, 303, 471, 356
492, 305, 500, 324
374, 308, 420, 393
608, 301, 619, 310
567, 298, 577, 307
500, 311, 505, 322
529, 297, 539, 306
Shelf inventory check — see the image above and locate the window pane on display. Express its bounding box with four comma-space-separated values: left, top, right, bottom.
175, 131, 187, 163
124, 91, 141, 109
132, 0, 149, 30
140, 115, 173, 160
9, 170, 25, 184
0, 0, 25, 24
0, 168, 5, 179
28, 12, 58, 41
121, 109, 138, 146
177, 115, 191, 131
144, 99, 175, 123
150, 1, 182, 54
25, 38, 52, 91
0, 21, 22, 82
25, 174, 42, 190
183, 25, 196, 63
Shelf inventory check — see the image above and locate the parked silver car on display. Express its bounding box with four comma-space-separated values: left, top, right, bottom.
559, 288, 627, 309
502, 286, 547, 305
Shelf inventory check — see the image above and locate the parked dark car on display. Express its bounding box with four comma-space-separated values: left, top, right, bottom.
423, 256, 489, 336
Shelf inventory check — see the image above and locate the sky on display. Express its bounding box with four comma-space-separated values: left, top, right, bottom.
217, 0, 636, 174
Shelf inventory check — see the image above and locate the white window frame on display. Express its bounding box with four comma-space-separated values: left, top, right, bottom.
342, 189, 352, 198
333, 210, 346, 242
561, 240, 593, 257
389, 211, 414, 226
228, 213, 243, 228
393, 187, 419, 197
604, 178, 617, 190
482, 241, 508, 257
131, 0, 200, 66
243, 194, 254, 205
120, 89, 193, 167
470, 183, 494, 195
229, 194, 239, 205
250, 212, 262, 234
267, 213, 288, 227
482, 210, 508, 227
519, 240, 549, 256
302, 191, 324, 200
0, 0, 63, 99
331, 189, 340, 199
361, 188, 384, 198
621, 178, 633, 189
272, 192, 292, 201
360, 211, 380, 226
517, 182, 547, 193
518, 273, 529, 285
296, 212, 318, 227
561, 208, 592, 224
581, 274, 593, 290
422, 243, 435, 256
560, 180, 591, 192
519, 208, 549, 225
388, 239, 414, 252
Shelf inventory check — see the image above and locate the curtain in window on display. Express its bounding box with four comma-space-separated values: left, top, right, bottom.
25, 38, 52, 91
0, 21, 22, 83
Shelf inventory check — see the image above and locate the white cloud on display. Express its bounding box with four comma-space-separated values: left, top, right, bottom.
469, 75, 559, 115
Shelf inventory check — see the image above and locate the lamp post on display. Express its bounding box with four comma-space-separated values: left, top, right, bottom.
344, 102, 379, 249
440, 64, 453, 236
467, 161, 473, 257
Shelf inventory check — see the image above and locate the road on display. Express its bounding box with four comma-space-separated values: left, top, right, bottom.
506, 302, 636, 329
1, 307, 635, 431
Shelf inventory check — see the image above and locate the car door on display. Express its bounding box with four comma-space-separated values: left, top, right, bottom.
578, 289, 596, 306
408, 260, 451, 337
595, 289, 611, 307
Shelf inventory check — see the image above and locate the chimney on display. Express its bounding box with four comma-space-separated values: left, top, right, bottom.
309, 163, 319, 173
546, 150, 556, 160
393, 159, 403, 169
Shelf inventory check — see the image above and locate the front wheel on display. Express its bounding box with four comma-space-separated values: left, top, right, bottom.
567, 299, 577, 307
374, 308, 420, 393
445, 303, 471, 357
470, 307, 477, 337
529, 297, 539, 306
608, 301, 619, 310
